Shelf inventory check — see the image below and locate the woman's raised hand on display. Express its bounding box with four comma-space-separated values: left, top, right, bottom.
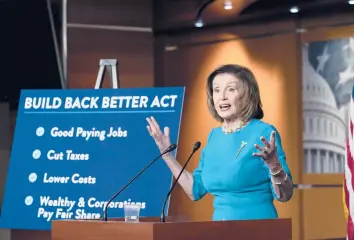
146, 116, 172, 159
253, 131, 282, 172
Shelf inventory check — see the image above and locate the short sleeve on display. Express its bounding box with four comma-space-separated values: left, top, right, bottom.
263, 126, 293, 201
192, 129, 214, 201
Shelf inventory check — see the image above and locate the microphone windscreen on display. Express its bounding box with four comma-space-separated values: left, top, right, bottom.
193, 141, 201, 151
167, 144, 177, 152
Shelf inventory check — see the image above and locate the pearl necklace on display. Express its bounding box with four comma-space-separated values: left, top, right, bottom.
221, 120, 248, 134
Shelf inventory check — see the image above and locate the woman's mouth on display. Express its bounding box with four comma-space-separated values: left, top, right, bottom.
219, 104, 231, 111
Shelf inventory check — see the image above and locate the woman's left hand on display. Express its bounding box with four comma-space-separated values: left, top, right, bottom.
253, 131, 281, 170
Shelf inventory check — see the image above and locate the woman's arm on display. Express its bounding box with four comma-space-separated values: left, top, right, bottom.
162, 153, 195, 200
146, 116, 209, 202
269, 163, 293, 202
146, 116, 195, 200
253, 129, 294, 202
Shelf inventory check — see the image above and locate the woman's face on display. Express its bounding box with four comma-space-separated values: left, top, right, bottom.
212, 73, 244, 121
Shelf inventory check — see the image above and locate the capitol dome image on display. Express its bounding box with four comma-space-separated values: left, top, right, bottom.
302, 44, 346, 174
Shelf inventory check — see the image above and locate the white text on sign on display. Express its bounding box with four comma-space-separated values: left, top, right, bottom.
23, 95, 178, 109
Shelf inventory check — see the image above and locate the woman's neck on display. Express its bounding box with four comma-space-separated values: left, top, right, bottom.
223, 118, 244, 128
221, 117, 251, 134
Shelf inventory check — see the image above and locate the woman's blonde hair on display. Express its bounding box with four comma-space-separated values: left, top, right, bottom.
206, 64, 264, 122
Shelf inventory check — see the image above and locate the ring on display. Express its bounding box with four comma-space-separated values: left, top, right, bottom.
150, 132, 155, 136
263, 149, 268, 154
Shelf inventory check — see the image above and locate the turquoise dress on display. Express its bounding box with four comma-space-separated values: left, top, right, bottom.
192, 118, 293, 220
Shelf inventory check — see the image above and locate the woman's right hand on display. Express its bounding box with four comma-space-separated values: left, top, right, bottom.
146, 116, 172, 159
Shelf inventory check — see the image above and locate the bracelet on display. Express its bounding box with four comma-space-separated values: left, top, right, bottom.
270, 167, 283, 176
271, 173, 288, 185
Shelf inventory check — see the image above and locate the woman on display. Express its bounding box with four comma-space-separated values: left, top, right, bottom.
146, 64, 293, 221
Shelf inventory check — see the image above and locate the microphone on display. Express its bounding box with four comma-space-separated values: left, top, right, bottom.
103, 143, 177, 221
160, 141, 201, 223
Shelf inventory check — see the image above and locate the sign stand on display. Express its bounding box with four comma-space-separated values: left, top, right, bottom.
94, 59, 119, 89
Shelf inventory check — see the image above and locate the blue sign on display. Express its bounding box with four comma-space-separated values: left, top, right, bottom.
0, 87, 185, 230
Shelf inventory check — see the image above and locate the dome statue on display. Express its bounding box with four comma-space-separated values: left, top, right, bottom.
302, 44, 346, 174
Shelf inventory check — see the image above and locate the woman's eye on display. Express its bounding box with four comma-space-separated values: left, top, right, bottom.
214, 89, 219, 93
228, 88, 235, 92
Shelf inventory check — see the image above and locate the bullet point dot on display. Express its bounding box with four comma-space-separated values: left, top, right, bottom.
32, 150, 41, 159
29, 173, 37, 183
36, 127, 45, 137
25, 196, 33, 206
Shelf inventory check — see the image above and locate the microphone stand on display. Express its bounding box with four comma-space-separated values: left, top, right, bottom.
160, 142, 200, 223
103, 144, 177, 221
